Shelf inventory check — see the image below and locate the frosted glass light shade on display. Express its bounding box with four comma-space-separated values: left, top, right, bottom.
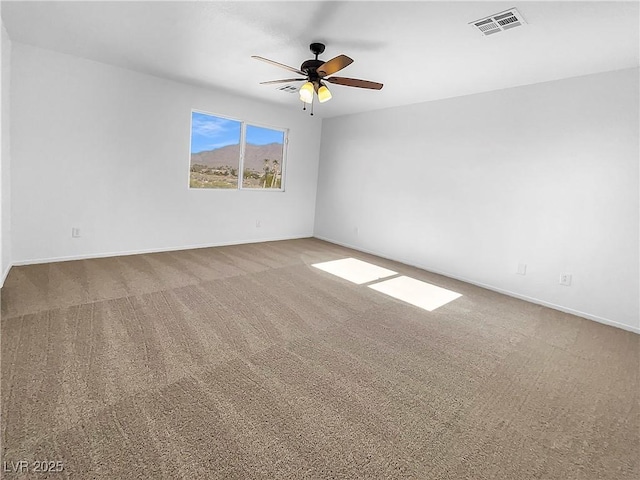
317, 85, 332, 103
299, 82, 314, 103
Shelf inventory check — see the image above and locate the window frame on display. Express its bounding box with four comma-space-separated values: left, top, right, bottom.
188, 109, 288, 192
240, 121, 288, 192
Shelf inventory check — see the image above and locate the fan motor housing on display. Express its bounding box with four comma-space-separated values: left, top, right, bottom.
300, 59, 324, 80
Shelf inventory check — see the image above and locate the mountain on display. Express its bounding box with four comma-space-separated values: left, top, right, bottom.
191, 143, 283, 171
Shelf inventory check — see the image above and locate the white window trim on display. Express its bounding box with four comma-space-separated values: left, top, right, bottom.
240, 122, 288, 192
188, 109, 288, 192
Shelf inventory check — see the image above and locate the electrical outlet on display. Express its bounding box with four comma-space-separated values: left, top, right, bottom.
72, 227, 81, 238
256, 220, 261, 228
517, 263, 527, 275
354, 227, 359, 236
559, 273, 572, 286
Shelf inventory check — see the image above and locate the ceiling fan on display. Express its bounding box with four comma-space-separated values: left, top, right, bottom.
252, 42, 383, 114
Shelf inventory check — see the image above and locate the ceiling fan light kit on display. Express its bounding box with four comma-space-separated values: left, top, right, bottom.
299, 81, 314, 103
317, 85, 332, 103
252, 42, 383, 115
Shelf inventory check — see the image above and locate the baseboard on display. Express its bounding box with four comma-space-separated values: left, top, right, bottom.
11, 234, 313, 267
1, 262, 12, 288
313, 235, 640, 335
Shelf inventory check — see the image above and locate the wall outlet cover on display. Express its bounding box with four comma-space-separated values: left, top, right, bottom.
560, 273, 572, 286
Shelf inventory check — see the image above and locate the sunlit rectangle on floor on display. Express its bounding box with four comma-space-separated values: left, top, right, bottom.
368, 276, 462, 311
312, 258, 397, 285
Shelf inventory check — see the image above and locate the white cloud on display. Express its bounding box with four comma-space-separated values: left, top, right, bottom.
192, 115, 237, 138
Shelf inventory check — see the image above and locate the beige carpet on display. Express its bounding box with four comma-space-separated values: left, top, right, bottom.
1, 238, 638, 479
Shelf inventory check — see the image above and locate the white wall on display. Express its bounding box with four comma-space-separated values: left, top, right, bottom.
1, 22, 11, 285
11, 43, 322, 264
315, 68, 640, 333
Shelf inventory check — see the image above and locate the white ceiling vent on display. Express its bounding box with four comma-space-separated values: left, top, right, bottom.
470, 8, 526, 36
276, 85, 299, 94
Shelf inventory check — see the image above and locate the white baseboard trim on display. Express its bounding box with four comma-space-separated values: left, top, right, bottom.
313, 235, 640, 335
1, 262, 12, 288
11, 234, 313, 267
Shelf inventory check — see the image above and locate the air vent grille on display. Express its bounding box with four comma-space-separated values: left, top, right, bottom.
277, 85, 299, 93
470, 8, 526, 36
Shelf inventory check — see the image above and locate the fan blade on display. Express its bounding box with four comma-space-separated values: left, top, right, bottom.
326, 77, 384, 90
251, 56, 305, 75
259, 78, 306, 85
317, 55, 353, 76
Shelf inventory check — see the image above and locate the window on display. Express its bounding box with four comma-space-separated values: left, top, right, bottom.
189, 110, 287, 190
243, 125, 285, 189
190, 112, 241, 189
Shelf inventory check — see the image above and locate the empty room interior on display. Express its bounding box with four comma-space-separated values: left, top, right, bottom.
0, 1, 638, 479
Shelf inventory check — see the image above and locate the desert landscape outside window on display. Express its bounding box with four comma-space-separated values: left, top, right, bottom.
189, 110, 287, 190
189, 111, 241, 189
242, 124, 285, 190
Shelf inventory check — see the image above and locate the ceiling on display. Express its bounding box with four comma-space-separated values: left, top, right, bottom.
2, 1, 639, 118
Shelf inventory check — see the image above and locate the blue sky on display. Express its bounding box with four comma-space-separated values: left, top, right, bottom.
246, 125, 284, 147
191, 112, 284, 153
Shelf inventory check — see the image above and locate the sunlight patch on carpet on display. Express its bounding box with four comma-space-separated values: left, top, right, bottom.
368, 276, 462, 311
312, 258, 397, 285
